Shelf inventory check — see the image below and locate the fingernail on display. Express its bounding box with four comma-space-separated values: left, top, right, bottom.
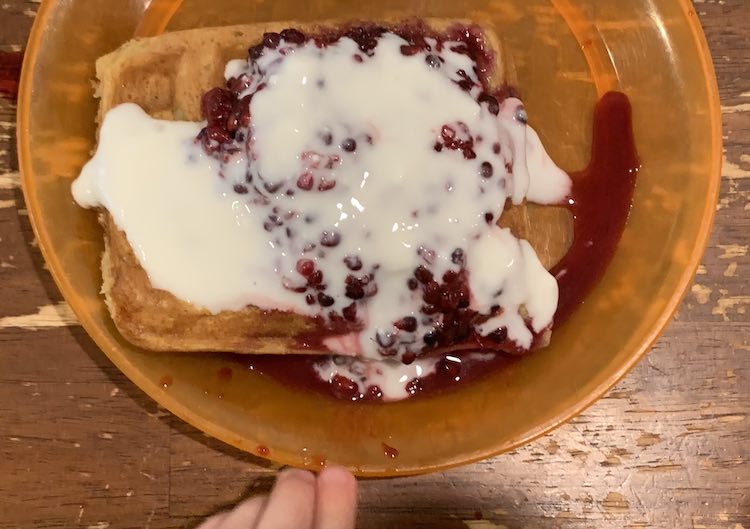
278, 467, 316, 483
320, 465, 357, 484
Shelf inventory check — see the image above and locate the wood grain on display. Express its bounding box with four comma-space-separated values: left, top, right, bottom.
1, 0, 748, 528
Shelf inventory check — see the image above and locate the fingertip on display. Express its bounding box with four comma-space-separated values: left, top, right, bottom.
319, 465, 357, 488
255, 467, 317, 529
194, 511, 229, 529
315, 465, 358, 529
278, 467, 316, 484
211, 495, 267, 529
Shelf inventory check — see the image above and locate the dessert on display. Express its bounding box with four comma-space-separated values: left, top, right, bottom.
71, 20, 638, 401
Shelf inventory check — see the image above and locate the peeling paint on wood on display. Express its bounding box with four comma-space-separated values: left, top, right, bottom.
0, 302, 79, 329
722, 103, 750, 114
0, 171, 20, 189
717, 244, 748, 259
691, 284, 713, 304
712, 294, 750, 320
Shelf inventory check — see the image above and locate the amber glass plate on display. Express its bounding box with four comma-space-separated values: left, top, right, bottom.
18, 0, 720, 476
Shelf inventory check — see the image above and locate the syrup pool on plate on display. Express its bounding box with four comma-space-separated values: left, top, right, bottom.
249, 91, 640, 402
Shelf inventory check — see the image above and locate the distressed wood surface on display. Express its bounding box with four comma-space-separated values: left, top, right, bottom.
1, 1, 748, 528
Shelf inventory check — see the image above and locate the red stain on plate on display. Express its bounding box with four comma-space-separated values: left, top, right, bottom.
0, 50, 23, 102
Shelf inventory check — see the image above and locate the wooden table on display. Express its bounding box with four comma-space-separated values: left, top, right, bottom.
1, 1, 748, 527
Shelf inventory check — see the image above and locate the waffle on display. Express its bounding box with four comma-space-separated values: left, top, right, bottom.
91, 20, 572, 353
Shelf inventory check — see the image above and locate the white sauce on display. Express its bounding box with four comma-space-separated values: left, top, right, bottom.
73, 31, 571, 401
73, 105, 311, 315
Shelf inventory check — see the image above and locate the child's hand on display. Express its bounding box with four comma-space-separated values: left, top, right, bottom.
197, 466, 358, 529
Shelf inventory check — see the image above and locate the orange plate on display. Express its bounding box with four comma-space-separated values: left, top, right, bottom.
18, 0, 721, 476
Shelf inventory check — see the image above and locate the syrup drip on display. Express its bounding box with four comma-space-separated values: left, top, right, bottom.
382, 442, 400, 459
